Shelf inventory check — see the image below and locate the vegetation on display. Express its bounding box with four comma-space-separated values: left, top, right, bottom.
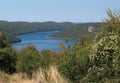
85, 9, 120, 82
16, 45, 41, 78
0, 21, 74, 42
0, 66, 69, 83
0, 10, 120, 83
58, 47, 90, 83
50, 22, 103, 39
0, 32, 16, 73
2, 31, 21, 43
0, 71, 10, 83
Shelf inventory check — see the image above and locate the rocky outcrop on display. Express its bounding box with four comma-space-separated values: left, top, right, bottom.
88, 25, 95, 33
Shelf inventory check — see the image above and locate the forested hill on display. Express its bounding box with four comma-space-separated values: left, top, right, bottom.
0, 21, 74, 42
50, 22, 103, 39
0, 21, 74, 35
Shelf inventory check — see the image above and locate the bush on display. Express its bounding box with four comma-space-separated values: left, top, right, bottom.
86, 10, 120, 82
0, 32, 16, 73
16, 45, 41, 78
58, 47, 90, 83
41, 50, 60, 65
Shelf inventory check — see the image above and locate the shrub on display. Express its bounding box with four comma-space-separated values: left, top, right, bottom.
58, 47, 90, 83
0, 32, 16, 73
41, 50, 60, 65
16, 45, 41, 78
86, 10, 120, 82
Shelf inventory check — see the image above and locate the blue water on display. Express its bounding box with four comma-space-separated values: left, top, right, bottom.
12, 30, 78, 51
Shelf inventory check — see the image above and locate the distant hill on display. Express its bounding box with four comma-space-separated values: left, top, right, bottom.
0, 21, 74, 42
49, 22, 103, 39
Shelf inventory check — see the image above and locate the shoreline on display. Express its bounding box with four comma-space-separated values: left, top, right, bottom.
48, 35, 79, 40
11, 29, 63, 43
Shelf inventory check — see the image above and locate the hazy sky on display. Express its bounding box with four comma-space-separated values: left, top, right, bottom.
0, 0, 119, 22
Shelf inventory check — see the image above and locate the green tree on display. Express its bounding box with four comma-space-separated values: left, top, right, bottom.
58, 46, 90, 83
16, 45, 41, 78
0, 32, 16, 73
86, 10, 120, 82
0, 32, 10, 48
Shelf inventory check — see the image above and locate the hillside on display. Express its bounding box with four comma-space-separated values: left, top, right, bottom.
2, 31, 21, 43
0, 21, 74, 42
50, 22, 103, 39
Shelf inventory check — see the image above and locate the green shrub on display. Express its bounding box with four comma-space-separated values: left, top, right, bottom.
41, 50, 60, 65
86, 10, 120, 82
58, 47, 90, 83
0, 32, 16, 73
16, 45, 41, 78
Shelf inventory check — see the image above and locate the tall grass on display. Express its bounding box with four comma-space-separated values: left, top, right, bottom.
0, 66, 69, 83
0, 71, 10, 83
32, 66, 69, 83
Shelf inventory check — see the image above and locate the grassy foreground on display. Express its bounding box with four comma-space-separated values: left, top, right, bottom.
0, 66, 69, 83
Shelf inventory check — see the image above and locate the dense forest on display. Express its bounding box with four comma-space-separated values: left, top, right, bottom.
0, 10, 120, 83
0, 21, 74, 42
50, 22, 103, 39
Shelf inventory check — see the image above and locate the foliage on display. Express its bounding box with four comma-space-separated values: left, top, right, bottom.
2, 31, 21, 43
16, 45, 60, 78
58, 42, 90, 83
0, 32, 16, 73
85, 10, 120, 82
41, 50, 60, 65
0, 32, 10, 48
16, 45, 41, 78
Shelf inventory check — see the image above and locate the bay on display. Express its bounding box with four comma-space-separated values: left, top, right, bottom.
12, 30, 78, 51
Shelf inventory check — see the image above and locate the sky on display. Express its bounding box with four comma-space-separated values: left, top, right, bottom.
0, 0, 119, 22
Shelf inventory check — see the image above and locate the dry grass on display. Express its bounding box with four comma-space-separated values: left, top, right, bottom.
0, 71, 10, 83
0, 66, 69, 83
32, 66, 69, 83
10, 73, 33, 83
